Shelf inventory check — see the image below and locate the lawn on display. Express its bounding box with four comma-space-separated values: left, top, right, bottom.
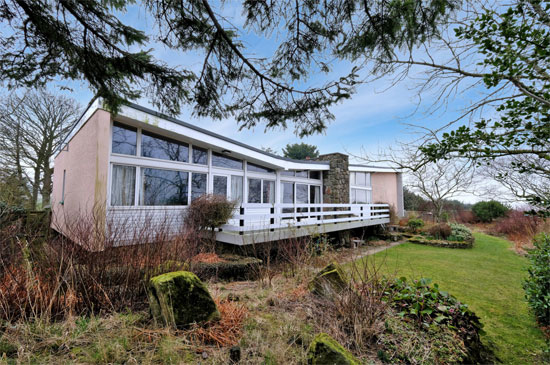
361, 232, 546, 364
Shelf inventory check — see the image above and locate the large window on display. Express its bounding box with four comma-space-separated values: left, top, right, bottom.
141, 168, 188, 206
309, 171, 321, 180
263, 180, 275, 204
141, 131, 189, 162
248, 178, 274, 204
351, 172, 371, 187
296, 184, 308, 204
213, 175, 227, 197
351, 188, 371, 204
191, 173, 207, 201
111, 165, 136, 206
281, 182, 294, 204
231, 176, 243, 204
248, 162, 274, 174
212, 152, 243, 170
192, 146, 208, 165
247, 178, 261, 203
112, 123, 137, 155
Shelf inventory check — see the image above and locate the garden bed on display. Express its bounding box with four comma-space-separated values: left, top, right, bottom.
193, 254, 262, 281
407, 235, 474, 248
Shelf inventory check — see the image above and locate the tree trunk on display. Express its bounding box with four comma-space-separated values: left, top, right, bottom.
42, 163, 53, 207
31, 166, 41, 210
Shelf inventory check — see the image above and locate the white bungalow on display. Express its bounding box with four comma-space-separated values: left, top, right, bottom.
51, 99, 404, 248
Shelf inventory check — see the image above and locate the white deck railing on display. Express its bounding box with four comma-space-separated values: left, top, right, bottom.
220, 203, 390, 233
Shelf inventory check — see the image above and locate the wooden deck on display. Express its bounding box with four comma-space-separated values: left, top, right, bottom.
216, 203, 390, 245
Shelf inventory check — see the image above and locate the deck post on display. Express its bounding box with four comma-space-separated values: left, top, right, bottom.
239, 206, 245, 235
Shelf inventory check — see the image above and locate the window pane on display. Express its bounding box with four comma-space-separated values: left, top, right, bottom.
281, 170, 295, 177
247, 178, 261, 203
281, 182, 294, 203
356, 172, 366, 186
310, 185, 321, 204
231, 176, 243, 204
309, 171, 321, 180
295, 171, 308, 178
350, 172, 355, 185
112, 123, 136, 155
296, 184, 308, 204
356, 189, 367, 203
191, 173, 207, 201
213, 175, 227, 197
193, 146, 208, 165
262, 180, 275, 204
248, 162, 274, 174
141, 131, 189, 162
212, 152, 243, 170
141, 168, 188, 206
365, 173, 371, 187
111, 165, 135, 206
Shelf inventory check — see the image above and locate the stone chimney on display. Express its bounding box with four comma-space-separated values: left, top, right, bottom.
317, 153, 349, 204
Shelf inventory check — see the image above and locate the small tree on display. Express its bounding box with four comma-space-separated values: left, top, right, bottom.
471, 201, 508, 223
282, 143, 319, 160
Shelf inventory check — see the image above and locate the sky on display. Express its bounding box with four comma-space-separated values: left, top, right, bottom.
2, 2, 494, 204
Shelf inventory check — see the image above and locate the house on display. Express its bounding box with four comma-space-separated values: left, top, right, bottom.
51, 99, 404, 248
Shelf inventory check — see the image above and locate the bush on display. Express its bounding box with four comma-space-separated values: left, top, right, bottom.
407, 218, 424, 232
0, 209, 201, 322
448, 223, 474, 243
427, 223, 452, 239
472, 200, 509, 222
386, 277, 490, 363
524, 234, 550, 334
456, 210, 476, 224
185, 194, 236, 252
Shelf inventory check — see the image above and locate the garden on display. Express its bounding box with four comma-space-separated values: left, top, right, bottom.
0, 198, 549, 364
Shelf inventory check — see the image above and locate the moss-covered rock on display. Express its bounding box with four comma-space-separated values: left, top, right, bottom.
307, 333, 359, 365
308, 262, 347, 297
147, 271, 220, 328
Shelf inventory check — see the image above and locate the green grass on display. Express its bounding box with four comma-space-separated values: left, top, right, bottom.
360, 232, 546, 364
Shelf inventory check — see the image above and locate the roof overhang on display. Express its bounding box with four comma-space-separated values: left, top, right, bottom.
349, 164, 402, 173
55, 99, 330, 171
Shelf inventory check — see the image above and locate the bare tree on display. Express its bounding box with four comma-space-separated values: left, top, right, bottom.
360, 144, 477, 221
0, 89, 80, 209
407, 159, 476, 221
480, 157, 550, 212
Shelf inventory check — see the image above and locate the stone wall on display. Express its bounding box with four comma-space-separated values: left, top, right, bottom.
317, 153, 349, 204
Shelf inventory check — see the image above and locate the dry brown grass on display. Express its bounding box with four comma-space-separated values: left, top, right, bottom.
184, 297, 248, 348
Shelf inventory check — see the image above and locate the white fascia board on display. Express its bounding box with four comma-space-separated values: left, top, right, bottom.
53, 98, 103, 159
349, 165, 402, 173
118, 104, 330, 171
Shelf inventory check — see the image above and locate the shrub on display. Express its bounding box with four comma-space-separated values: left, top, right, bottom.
456, 210, 476, 224
386, 277, 489, 363
0, 209, 200, 322
398, 218, 409, 227
449, 223, 474, 243
524, 234, 550, 334
427, 223, 452, 239
184, 194, 236, 252
407, 218, 424, 232
472, 200, 508, 222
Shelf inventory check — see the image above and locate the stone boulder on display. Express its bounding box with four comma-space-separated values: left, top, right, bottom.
147, 271, 220, 328
307, 333, 359, 365
308, 262, 347, 297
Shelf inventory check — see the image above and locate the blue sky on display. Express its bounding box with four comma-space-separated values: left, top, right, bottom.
2, 2, 488, 203
52, 2, 476, 162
